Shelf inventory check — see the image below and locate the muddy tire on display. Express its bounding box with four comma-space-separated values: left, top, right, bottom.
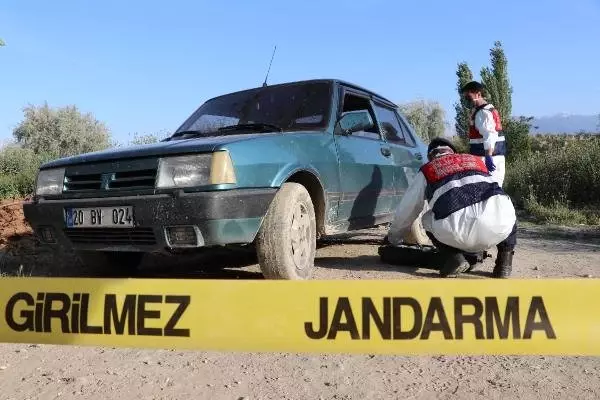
402, 201, 432, 246
255, 182, 316, 280
77, 251, 144, 276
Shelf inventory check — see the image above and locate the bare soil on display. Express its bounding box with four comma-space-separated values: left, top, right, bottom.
1, 201, 600, 399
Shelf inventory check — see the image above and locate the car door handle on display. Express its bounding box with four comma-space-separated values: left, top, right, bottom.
415, 152, 423, 161
381, 147, 391, 157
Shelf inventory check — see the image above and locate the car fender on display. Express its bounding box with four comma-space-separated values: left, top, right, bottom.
270, 163, 325, 189
248, 164, 329, 241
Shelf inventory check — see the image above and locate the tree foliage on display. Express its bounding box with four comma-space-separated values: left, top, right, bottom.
398, 100, 446, 143
453, 41, 533, 161
503, 117, 532, 162
130, 133, 160, 145
479, 41, 530, 160
12, 103, 111, 159
480, 41, 512, 125
128, 130, 170, 146
0, 38, 5, 46
453, 62, 474, 140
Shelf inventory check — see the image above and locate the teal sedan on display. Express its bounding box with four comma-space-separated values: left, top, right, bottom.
23, 79, 430, 279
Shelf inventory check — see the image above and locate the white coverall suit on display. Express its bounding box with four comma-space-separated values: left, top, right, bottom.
387, 153, 516, 254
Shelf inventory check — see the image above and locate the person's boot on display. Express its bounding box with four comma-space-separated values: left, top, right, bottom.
465, 250, 492, 271
493, 250, 514, 278
440, 252, 470, 278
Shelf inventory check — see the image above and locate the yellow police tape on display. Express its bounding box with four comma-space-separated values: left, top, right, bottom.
0, 277, 599, 355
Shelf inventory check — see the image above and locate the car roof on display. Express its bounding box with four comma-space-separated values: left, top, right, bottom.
206, 79, 398, 108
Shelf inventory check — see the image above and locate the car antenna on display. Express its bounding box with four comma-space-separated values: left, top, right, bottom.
262, 45, 277, 87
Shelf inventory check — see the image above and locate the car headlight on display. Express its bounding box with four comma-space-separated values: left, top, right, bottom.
35, 168, 65, 196
156, 151, 236, 189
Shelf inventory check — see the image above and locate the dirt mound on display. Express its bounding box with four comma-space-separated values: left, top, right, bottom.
0, 199, 32, 247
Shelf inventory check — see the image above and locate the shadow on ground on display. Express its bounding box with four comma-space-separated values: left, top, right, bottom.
2, 227, 598, 279
314, 254, 495, 278
0, 232, 263, 279
518, 236, 600, 254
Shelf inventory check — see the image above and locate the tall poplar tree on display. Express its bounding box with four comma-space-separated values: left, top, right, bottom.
453, 62, 474, 139
480, 41, 512, 124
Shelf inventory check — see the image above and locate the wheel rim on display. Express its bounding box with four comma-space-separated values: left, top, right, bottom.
290, 201, 311, 272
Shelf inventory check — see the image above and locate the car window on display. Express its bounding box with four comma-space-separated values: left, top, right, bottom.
174, 82, 332, 137
396, 112, 417, 147
373, 103, 408, 144
340, 91, 381, 140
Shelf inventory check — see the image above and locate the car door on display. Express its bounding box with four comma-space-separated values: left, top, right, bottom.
332, 87, 396, 229
371, 101, 425, 211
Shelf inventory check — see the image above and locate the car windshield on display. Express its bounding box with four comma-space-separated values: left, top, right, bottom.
171, 82, 332, 139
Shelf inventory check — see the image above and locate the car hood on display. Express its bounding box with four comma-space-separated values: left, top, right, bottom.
40, 132, 281, 169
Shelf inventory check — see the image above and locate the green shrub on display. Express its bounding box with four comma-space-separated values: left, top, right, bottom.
0, 145, 53, 199
0, 175, 21, 199
505, 135, 600, 224
522, 193, 599, 225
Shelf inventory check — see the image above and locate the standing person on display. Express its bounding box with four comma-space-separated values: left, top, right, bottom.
386, 137, 517, 278
461, 81, 507, 187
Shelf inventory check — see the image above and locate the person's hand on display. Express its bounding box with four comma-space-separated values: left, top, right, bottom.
485, 155, 496, 172
382, 235, 390, 245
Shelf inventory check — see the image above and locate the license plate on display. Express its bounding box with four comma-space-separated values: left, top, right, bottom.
65, 206, 134, 228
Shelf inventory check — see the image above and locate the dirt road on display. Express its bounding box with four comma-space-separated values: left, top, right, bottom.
1, 202, 600, 400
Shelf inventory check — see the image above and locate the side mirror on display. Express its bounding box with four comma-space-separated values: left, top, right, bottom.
335, 110, 374, 135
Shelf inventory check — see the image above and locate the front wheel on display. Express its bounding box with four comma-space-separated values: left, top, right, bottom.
255, 182, 316, 280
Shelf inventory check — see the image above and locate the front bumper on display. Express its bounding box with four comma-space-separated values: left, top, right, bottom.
22, 188, 277, 252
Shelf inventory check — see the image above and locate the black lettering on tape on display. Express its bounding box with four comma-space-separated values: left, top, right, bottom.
35, 293, 44, 333
80, 294, 102, 334
393, 297, 422, 340
164, 296, 190, 337
43, 293, 71, 333
71, 294, 81, 334
137, 295, 163, 336
5, 292, 35, 332
305, 297, 329, 339
103, 294, 136, 335
4, 292, 191, 338
327, 297, 359, 340
420, 297, 453, 340
362, 297, 391, 340
523, 296, 556, 339
454, 297, 484, 340
485, 297, 521, 339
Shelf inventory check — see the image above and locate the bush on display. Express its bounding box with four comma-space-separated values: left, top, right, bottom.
505, 136, 600, 224
13, 103, 111, 159
503, 117, 532, 162
522, 194, 599, 225
0, 145, 52, 199
398, 101, 446, 142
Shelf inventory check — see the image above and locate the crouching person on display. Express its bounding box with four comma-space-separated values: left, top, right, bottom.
386, 137, 517, 278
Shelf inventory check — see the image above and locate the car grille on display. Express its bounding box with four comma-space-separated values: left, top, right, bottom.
109, 169, 157, 189
63, 160, 159, 194
64, 228, 157, 246
64, 173, 103, 191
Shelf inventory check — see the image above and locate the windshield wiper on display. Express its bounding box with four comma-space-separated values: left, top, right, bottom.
166, 130, 205, 141
217, 123, 282, 133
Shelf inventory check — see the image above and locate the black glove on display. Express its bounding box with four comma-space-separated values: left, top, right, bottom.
485, 155, 496, 172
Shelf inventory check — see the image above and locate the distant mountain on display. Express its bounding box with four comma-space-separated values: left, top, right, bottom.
529, 114, 599, 134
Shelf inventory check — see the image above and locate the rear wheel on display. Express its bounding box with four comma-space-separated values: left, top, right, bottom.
255, 182, 316, 280
77, 251, 144, 276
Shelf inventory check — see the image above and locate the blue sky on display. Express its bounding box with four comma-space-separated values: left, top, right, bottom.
1, 0, 599, 143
